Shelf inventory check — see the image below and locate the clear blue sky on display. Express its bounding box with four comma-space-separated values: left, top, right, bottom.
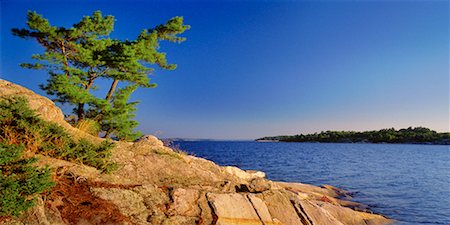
1, 0, 449, 140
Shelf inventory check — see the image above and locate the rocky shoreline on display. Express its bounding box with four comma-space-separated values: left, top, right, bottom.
1, 79, 393, 225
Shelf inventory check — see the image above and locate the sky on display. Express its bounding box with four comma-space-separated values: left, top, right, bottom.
1, 0, 449, 140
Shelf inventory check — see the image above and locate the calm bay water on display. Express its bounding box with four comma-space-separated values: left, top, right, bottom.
175, 141, 450, 225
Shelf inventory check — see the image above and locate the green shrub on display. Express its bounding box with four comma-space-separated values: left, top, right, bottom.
0, 142, 54, 217
61, 140, 117, 173
0, 97, 116, 173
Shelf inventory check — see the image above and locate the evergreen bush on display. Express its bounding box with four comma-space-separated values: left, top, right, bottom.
0, 97, 116, 173
0, 142, 54, 217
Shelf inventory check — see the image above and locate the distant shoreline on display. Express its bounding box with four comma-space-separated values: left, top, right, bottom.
256, 127, 450, 145
255, 140, 450, 146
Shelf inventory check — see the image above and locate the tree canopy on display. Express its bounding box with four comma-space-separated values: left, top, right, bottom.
12, 11, 189, 140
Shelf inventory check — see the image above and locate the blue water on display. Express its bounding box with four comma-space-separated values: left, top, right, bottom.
175, 141, 450, 225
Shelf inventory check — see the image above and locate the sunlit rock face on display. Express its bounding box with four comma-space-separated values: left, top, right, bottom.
1, 79, 393, 225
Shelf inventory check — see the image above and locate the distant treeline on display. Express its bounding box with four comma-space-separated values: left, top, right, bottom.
256, 127, 450, 145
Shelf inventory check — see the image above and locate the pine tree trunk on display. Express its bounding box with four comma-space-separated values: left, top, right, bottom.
86, 77, 94, 90
77, 76, 95, 120
77, 103, 85, 120
106, 79, 119, 101
61, 41, 70, 78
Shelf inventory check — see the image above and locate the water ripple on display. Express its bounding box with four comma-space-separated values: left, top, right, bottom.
176, 141, 450, 225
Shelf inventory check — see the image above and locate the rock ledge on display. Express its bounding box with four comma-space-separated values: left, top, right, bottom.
0, 79, 393, 225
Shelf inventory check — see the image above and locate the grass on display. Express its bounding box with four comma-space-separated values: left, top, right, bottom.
0, 97, 117, 173
75, 119, 100, 136
153, 148, 184, 160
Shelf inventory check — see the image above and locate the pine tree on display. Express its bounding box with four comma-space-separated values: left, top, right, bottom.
12, 11, 189, 140
89, 85, 142, 140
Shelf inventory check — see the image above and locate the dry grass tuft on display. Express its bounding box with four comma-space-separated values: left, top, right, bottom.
75, 119, 100, 136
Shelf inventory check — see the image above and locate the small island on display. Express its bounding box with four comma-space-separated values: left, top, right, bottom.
257, 127, 450, 145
